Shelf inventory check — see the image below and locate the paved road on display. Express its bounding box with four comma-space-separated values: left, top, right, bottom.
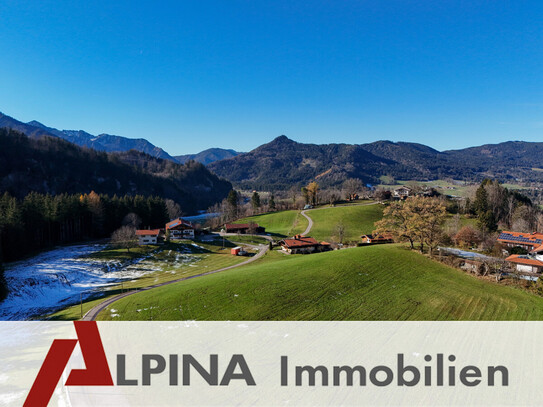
300, 210, 314, 235
82, 235, 272, 321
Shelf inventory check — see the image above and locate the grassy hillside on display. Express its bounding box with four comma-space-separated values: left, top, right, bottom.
307, 203, 383, 242
235, 210, 308, 237
49, 238, 256, 320
97, 244, 543, 321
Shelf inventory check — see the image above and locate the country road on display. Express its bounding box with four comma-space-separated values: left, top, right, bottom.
300, 201, 379, 236
82, 235, 272, 321
300, 210, 313, 235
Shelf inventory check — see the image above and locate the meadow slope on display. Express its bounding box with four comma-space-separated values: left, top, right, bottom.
234, 210, 308, 237
97, 244, 543, 321
306, 203, 383, 242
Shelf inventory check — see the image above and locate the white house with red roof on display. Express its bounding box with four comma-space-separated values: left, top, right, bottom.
166, 218, 195, 239
499, 231, 543, 274
136, 229, 162, 245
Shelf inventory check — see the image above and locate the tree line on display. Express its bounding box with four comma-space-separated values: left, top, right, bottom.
0, 190, 179, 281
0, 190, 183, 299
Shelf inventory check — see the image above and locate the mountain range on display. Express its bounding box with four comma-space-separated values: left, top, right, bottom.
0, 127, 232, 214
0, 112, 176, 160
4, 110, 543, 191
208, 135, 543, 189
174, 148, 241, 165
1, 112, 241, 166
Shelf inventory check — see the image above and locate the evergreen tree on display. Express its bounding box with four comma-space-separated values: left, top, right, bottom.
226, 190, 239, 220
478, 210, 498, 234
473, 184, 489, 216
251, 192, 261, 211
269, 194, 276, 210
269, 194, 275, 211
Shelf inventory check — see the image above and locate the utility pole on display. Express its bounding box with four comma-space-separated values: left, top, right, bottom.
80, 292, 83, 319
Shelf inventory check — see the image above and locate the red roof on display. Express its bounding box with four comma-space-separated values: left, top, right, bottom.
136, 229, 161, 236
166, 218, 194, 230
281, 235, 321, 248
498, 231, 543, 247
225, 223, 259, 230
505, 255, 543, 267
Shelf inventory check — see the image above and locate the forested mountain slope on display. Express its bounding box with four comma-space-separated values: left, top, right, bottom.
0, 128, 231, 214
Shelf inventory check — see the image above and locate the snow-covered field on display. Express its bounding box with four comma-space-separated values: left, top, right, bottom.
0, 244, 163, 320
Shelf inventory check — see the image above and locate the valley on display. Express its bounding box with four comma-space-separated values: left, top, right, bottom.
36, 200, 543, 322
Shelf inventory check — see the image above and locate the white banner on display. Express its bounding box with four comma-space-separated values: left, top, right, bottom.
0, 322, 541, 406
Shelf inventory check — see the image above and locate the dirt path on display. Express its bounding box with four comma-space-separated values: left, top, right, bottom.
82, 235, 272, 321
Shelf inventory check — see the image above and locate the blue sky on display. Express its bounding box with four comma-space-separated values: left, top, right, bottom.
1, 1, 542, 155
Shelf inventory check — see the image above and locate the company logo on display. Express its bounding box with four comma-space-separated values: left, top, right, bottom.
24, 321, 113, 407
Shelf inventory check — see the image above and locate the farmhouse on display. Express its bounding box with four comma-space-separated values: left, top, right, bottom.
499, 232, 543, 274
136, 229, 162, 245
505, 255, 543, 274
497, 231, 543, 251
166, 218, 195, 239
360, 233, 394, 244
279, 235, 331, 254
224, 223, 265, 234
393, 186, 411, 199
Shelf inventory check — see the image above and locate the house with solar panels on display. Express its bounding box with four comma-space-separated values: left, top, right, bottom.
166, 218, 195, 240
498, 231, 543, 275
497, 231, 543, 251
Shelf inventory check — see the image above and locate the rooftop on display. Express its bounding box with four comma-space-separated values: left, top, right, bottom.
505, 254, 543, 267
497, 231, 543, 247
281, 235, 321, 248
166, 218, 194, 230
136, 229, 161, 236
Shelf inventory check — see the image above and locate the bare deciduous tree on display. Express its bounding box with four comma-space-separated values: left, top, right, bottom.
165, 199, 182, 220
111, 225, 138, 252
342, 178, 363, 200
122, 212, 142, 229
333, 222, 346, 244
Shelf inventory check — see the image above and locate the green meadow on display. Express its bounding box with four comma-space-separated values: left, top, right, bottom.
306, 203, 383, 242
97, 244, 543, 321
50, 200, 543, 322
234, 210, 308, 237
